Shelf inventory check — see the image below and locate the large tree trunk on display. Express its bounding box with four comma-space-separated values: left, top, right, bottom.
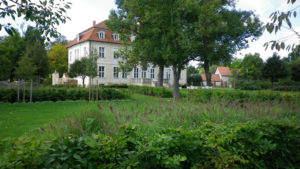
82, 76, 86, 88
157, 65, 164, 87
172, 66, 181, 100
203, 61, 212, 86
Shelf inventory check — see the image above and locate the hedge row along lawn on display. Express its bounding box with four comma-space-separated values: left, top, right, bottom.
0, 88, 130, 103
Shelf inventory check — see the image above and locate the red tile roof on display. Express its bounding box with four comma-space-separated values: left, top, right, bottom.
217, 67, 232, 76
67, 20, 121, 48
201, 74, 221, 82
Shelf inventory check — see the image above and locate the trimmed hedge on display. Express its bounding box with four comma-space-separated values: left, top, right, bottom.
0, 88, 129, 103
0, 120, 299, 169
185, 89, 300, 102
128, 85, 173, 98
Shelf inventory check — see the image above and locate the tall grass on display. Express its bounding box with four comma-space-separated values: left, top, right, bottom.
38, 98, 300, 139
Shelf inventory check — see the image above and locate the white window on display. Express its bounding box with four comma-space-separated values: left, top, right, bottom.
122, 69, 127, 79
150, 68, 155, 79
134, 68, 139, 78
99, 47, 104, 58
166, 69, 171, 80
113, 67, 119, 78
113, 33, 119, 41
142, 71, 146, 79
75, 49, 79, 60
113, 48, 118, 59
99, 66, 105, 78
98, 31, 105, 39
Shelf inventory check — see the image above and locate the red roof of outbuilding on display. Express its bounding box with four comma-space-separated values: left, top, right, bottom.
201, 74, 221, 82
67, 20, 121, 48
217, 67, 232, 76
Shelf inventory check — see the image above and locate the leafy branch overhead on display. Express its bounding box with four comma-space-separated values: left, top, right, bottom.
264, 0, 300, 51
0, 0, 72, 39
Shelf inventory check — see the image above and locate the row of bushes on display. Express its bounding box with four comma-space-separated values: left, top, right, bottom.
236, 79, 300, 91
1, 120, 299, 169
185, 89, 300, 102
0, 88, 129, 103
128, 85, 173, 98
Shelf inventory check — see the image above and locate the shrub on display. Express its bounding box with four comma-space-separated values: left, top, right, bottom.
1, 121, 299, 169
128, 85, 173, 98
0, 88, 129, 103
186, 89, 300, 103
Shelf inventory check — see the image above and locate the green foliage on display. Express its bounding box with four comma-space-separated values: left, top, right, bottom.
128, 85, 172, 98
0, 88, 129, 103
15, 55, 37, 80
187, 74, 202, 86
69, 58, 88, 86
186, 89, 300, 103
48, 43, 68, 77
241, 53, 264, 80
0, 0, 72, 39
1, 121, 299, 169
262, 53, 288, 84
290, 58, 300, 81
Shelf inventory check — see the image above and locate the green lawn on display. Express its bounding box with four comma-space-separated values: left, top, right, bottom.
0, 94, 160, 138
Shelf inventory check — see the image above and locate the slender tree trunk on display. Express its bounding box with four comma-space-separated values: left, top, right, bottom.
23, 79, 26, 102
30, 79, 33, 102
157, 65, 164, 87
89, 77, 91, 101
172, 66, 181, 100
17, 79, 20, 102
96, 80, 99, 101
203, 61, 212, 86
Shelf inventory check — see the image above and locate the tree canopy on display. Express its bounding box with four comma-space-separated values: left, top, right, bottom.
262, 53, 288, 84
0, 0, 71, 39
48, 43, 68, 77
241, 53, 263, 80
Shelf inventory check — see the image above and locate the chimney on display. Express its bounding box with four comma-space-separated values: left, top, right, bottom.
93, 20, 96, 26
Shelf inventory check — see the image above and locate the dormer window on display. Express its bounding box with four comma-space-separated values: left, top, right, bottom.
97, 31, 105, 39
112, 33, 119, 41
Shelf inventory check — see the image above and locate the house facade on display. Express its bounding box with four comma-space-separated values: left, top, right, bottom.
201, 66, 232, 87
66, 21, 187, 87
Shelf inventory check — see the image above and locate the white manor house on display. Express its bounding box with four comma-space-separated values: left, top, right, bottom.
65, 20, 187, 87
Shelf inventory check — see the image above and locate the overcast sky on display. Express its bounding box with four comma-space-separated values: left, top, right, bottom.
1, 0, 299, 61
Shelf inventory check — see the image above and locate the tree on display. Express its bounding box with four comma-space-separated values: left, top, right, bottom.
264, 0, 299, 51
0, 54, 12, 80
290, 58, 300, 82
69, 58, 88, 87
106, 0, 171, 87
24, 41, 50, 79
262, 53, 288, 86
241, 53, 263, 80
187, 66, 199, 77
0, 32, 26, 81
85, 50, 98, 101
0, 0, 71, 39
288, 45, 300, 61
193, 0, 263, 86
230, 58, 243, 79
15, 55, 37, 102
107, 0, 200, 99
48, 43, 68, 77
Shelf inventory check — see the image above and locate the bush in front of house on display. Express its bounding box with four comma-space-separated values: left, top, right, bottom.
128, 85, 173, 98
0, 88, 129, 103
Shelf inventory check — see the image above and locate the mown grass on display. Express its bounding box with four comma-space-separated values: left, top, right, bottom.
0, 94, 158, 138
